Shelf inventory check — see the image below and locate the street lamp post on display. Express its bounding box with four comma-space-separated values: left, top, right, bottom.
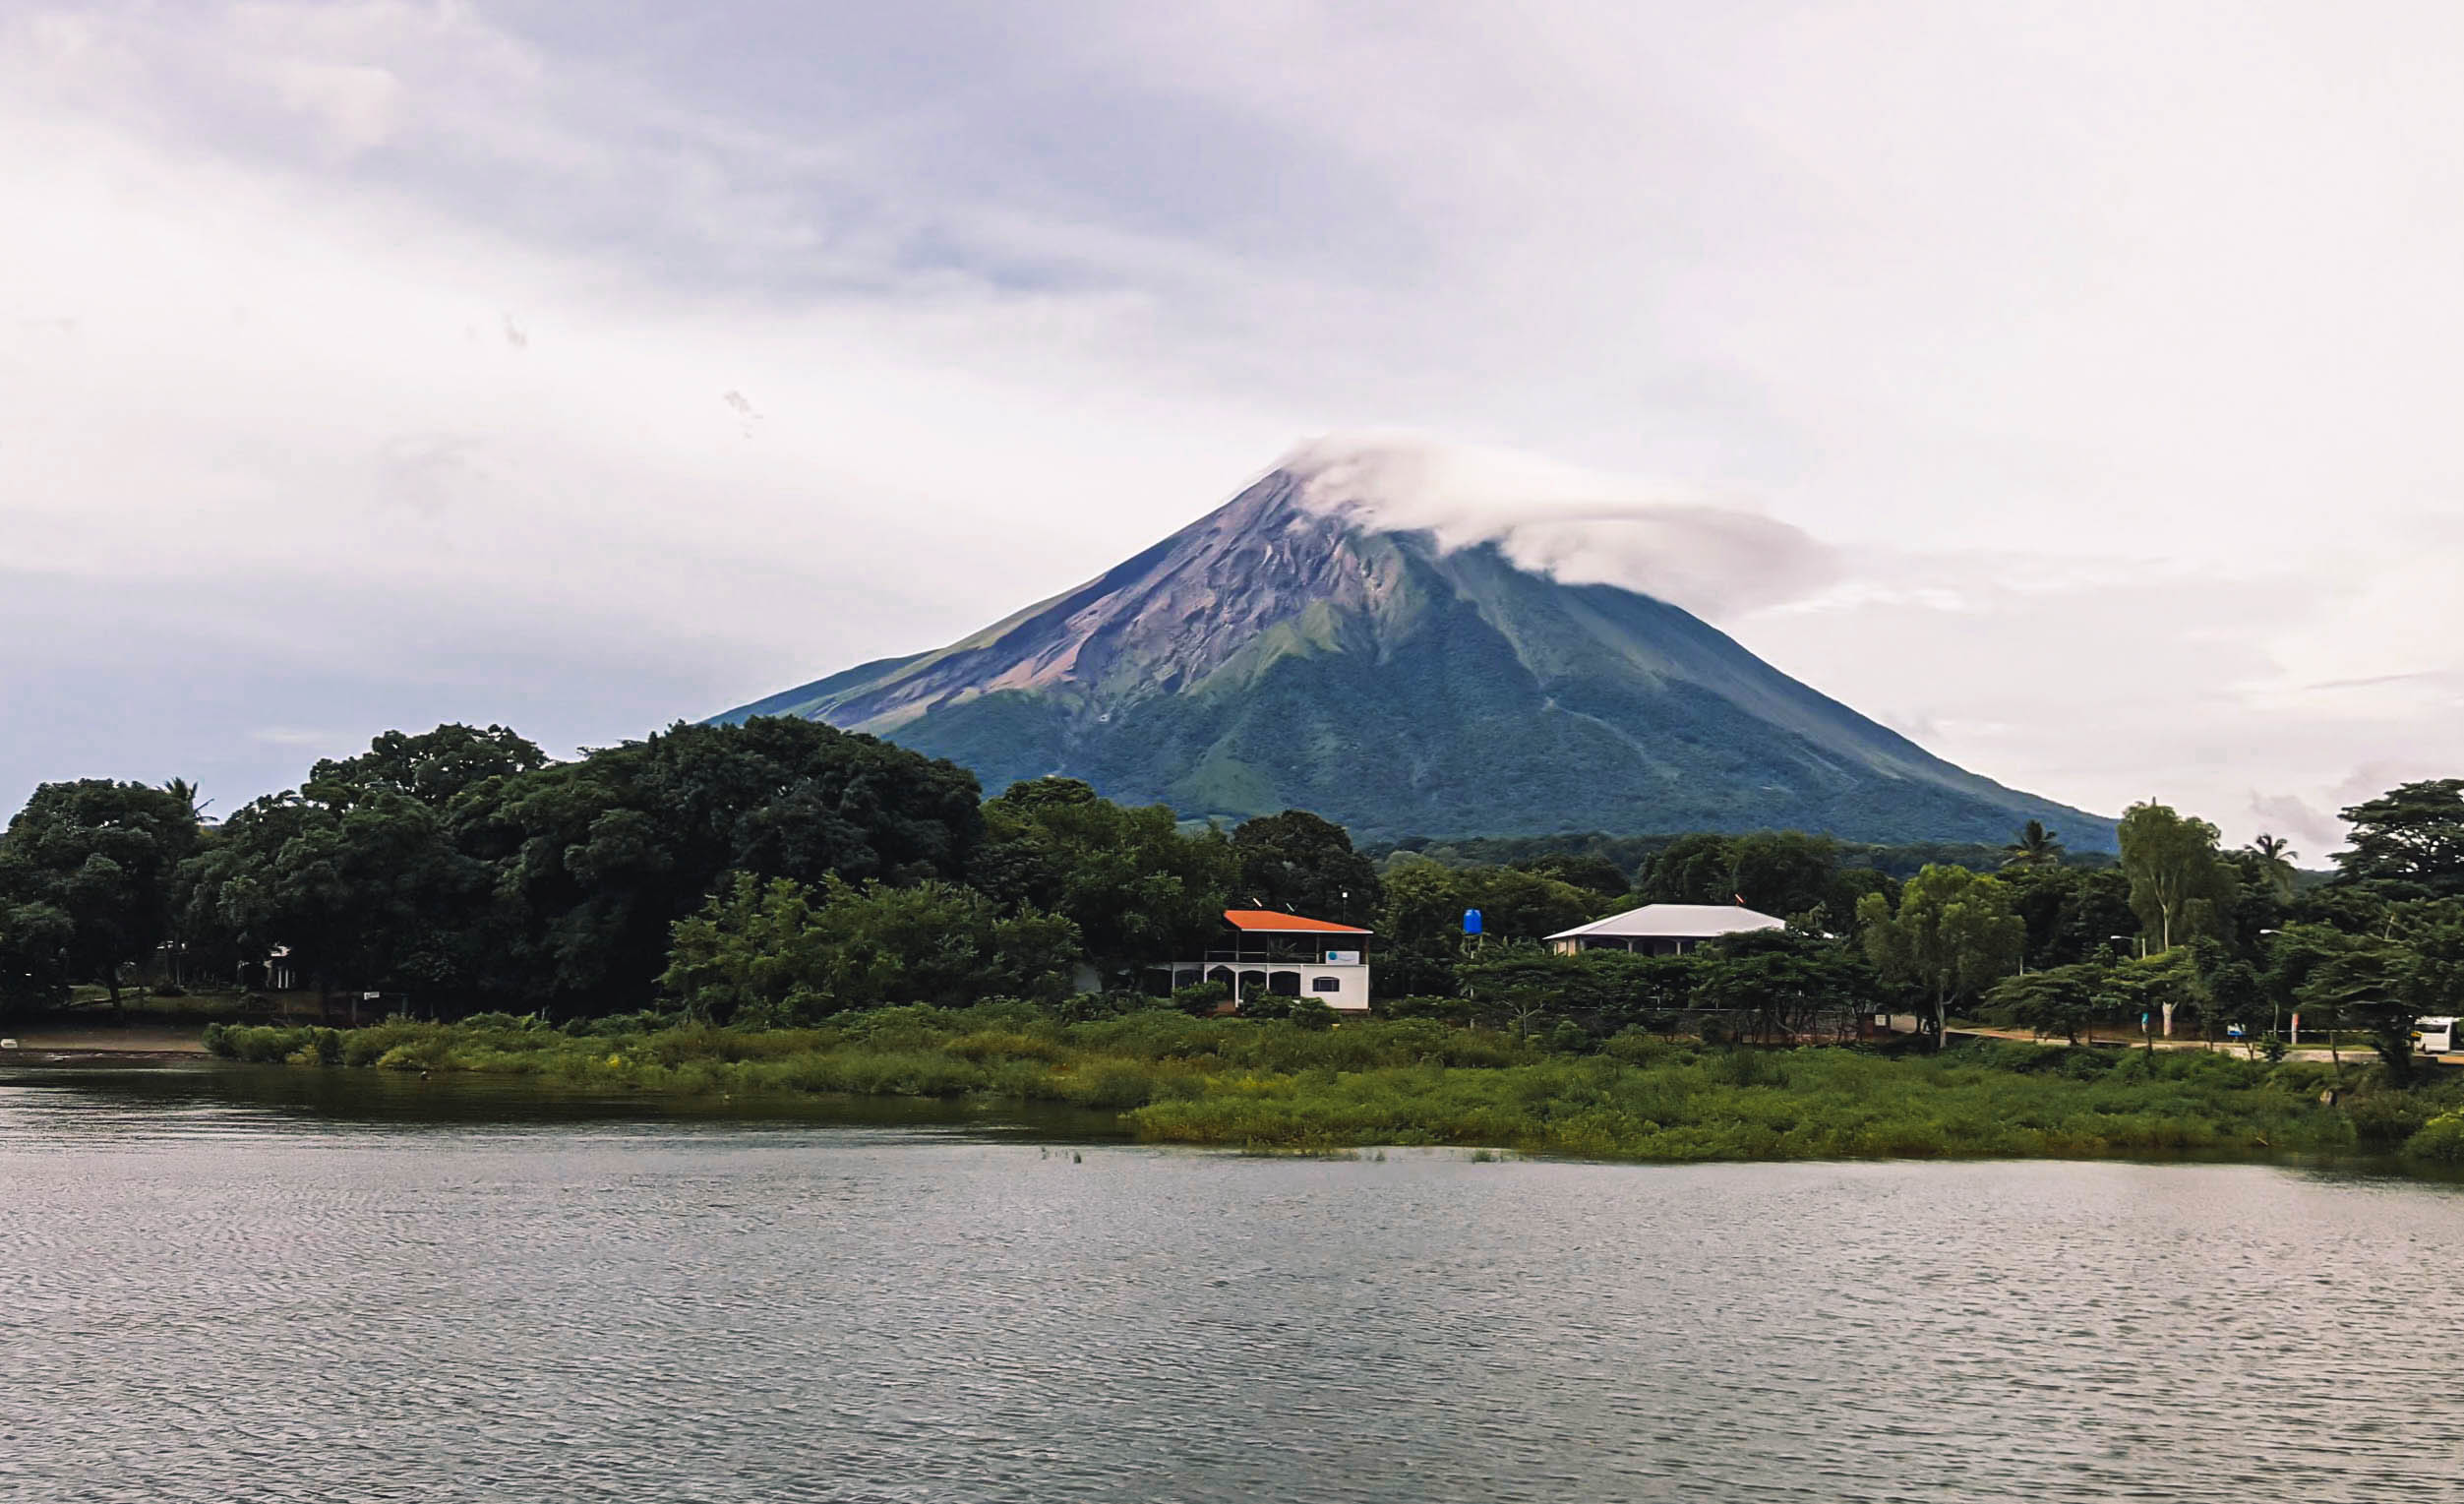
2257, 930, 2286, 1044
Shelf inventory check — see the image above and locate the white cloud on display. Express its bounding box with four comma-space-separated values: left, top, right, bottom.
1283, 434, 1840, 619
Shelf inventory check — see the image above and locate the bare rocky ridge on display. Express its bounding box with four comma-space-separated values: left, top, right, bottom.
795, 472, 1381, 732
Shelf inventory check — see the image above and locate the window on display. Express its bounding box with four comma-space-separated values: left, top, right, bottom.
1310, 977, 1342, 993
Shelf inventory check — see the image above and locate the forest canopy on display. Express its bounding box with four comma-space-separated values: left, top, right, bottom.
5, 722, 2461, 1079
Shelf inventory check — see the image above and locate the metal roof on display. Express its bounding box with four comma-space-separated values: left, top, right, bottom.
1545, 903, 1788, 941
1223, 909, 1372, 934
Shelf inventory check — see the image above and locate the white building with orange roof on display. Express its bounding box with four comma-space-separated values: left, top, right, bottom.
1155, 909, 1373, 1011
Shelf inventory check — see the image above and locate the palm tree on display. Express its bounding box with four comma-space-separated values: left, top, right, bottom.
160, 777, 211, 824
2248, 833, 2297, 900
2001, 819, 2065, 870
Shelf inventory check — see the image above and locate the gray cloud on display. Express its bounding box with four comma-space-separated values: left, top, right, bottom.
2248, 793, 2343, 857
0, 566, 739, 812
5, 1, 2463, 841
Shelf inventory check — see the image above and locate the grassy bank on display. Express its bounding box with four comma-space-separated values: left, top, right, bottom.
201, 1005, 2464, 1168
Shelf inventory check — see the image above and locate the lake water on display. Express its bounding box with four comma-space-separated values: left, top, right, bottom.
6, 1065, 2462, 1503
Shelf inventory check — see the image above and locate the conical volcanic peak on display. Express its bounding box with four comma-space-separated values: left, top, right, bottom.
716, 460, 2112, 847
738, 470, 1379, 735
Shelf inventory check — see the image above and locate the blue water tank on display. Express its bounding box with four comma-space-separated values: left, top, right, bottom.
1463, 908, 1483, 935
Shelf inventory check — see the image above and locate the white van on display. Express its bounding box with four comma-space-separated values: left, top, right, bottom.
2418, 1017, 2457, 1054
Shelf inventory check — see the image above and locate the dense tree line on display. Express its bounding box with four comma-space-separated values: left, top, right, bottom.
5, 722, 2461, 1069
3, 721, 993, 1020
1375, 829, 2114, 882
1975, 787, 2464, 1077
1424, 791, 2464, 1068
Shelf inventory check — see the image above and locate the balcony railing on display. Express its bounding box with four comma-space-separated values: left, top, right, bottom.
1161, 947, 1367, 967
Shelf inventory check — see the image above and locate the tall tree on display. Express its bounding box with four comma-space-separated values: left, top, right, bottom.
1985, 964, 2100, 1045
458, 718, 986, 1009
159, 778, 212, 824
1728, 832, 1845, 921
306, 724, 549, 812
1230, 810, 1382, 926
1636, 830, 1845, 920
2117, 802, 2234, 954
2001, 819, 2066, 870
2002, 865, 2061, 967
1855, 865, 2024, 1049
0, 780, 204, 1010
662, 872, 1080, 1022
179, 788, 487, 999
2243, 834, 2299, 902
2295, 904, 2464, 1080
2001, 818, 2060, 868
2105, 950, 2206, 1052
2185, 940, 2268, 1053
1511, 852, 1631, 904
975, 778, 1236, 982
1379, 861, 1599, 946
1687, 928, 1879, 1043
2332, 779, 2464, 898
2261, 924, 2357, 1060
1635, 834, 1738, 905
0, 897, 75, 1020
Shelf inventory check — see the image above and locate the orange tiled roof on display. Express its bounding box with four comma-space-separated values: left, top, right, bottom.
1223, 908, 1371, 934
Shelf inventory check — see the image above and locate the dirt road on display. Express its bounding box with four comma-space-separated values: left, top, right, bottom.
1956, 1025, 2459, 1068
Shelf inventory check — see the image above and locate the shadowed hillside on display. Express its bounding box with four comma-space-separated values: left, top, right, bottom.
718, 465, 2113, 848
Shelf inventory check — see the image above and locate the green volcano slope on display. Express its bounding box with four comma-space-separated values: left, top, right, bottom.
716, 468, 2112, 848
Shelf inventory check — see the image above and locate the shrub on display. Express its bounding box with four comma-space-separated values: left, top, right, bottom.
207, 1004, 2443, 1175
1601, 1028, 1678, 1066
456, 1011, 546, 1031
341, 1018, 438, 1067
1058, 1060, 1164, 1110
275, 1030, 346, 1067
1043, 992, 1152, 1024
1170, 982, 1232, 1016
1066, 1009, 1225, 1060
2403, 1111, 2464, 1164
1712, 1048, 1784, 1088
1237, 993, 1295, 1022
943, 1030, 1065, 1063
1377, 995, 1481, 1024
562, 1009, 685, 1039
1284, 998, 1338, 1033
2347, 1091, 2434, 1147
204, 1025, 325, 1063
1542, 1018, 1592, 1054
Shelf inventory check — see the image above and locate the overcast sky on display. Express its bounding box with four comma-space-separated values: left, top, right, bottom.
6, 1, 2462, 853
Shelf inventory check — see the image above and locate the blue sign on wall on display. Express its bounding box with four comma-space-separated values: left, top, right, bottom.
1463, 908, 1483, 935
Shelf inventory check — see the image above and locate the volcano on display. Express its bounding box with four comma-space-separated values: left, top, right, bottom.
715, 454, 2111, 847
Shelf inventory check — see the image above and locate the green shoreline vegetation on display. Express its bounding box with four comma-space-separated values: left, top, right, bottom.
13, 719, 2464, 1174
202, 1007, 2464, 1169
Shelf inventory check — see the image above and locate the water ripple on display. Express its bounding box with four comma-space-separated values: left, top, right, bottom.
3, 1073, 2461, 1502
